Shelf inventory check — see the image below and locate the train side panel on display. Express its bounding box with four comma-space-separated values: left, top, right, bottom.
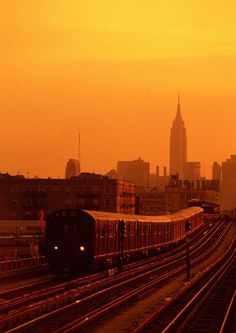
46, 207, 204, 273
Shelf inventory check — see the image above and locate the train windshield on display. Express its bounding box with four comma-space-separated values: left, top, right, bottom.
64, 222, 76, 236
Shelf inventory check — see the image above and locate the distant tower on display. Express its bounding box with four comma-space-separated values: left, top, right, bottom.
65, 133, 81, 179
117, 158, 150, 187
78, 132, 81, 174
212, 161, 221, 180
169, 93, 187, 179
221, 155, 236, 210
65, 159, 80, 179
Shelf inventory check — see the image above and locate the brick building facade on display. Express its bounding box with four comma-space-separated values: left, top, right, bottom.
0, 173, 135, 220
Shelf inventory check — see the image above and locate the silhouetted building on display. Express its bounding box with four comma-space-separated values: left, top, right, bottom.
212, 161, 221, 181
65, 159, 80, 179
138, 189, 166, 215
184, 162, 201, 181
149, 173, 157, 188
133, 172, 220, 215
105, 169, 117, 179
221, 155, 236, 211
165, 174, 219, 213
201, 179, 220, 191
170, 94, 187, 179
0, 173, 135, 219
117, 158, 149, 187
156, 166, 169, 191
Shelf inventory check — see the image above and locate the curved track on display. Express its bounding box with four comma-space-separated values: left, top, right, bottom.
130, 235, 236, 333
1, 220, 230, 333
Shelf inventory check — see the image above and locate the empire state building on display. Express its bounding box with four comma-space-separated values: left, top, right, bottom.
169, 95, 187, 179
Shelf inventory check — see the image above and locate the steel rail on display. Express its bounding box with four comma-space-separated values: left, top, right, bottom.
161, 244, 236, 333
125, 227, 235, 333
0, 220, 221, 314
219, 288, 236, 333
1, 219, 230, 327
14, 223, 230, 333
53, 223, 233, 333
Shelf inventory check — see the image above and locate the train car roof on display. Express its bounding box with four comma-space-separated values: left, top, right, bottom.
82, 206, 204, 223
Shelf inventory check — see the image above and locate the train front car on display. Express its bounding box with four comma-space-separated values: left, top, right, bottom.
45, 209, 95, 274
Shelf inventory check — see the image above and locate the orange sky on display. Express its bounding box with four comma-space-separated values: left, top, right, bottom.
1, 1, 236, 178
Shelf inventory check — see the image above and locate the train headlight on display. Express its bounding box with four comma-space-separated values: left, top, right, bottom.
54, 245, 59, 251
79, 246, 85, 252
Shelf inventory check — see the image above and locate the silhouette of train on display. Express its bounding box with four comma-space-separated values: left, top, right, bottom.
188, 199, 220, 223
45, 207, 204, 274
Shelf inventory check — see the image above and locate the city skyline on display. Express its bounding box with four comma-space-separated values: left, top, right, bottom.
0, 92, 227, 179
1, 1, 236, 178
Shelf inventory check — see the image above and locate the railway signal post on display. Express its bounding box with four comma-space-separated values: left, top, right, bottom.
118, 220, 126, 271
185, 220, 191, 280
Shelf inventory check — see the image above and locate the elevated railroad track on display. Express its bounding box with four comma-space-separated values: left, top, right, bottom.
131, 237, 235, 333
1, 220, 231, 333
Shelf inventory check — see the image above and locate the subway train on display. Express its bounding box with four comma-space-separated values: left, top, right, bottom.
188, 199, 220, 223
45, 207, 204, 273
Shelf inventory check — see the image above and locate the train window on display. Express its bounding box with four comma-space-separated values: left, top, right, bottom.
141, 223, 145, 234
101, 226, 106, 237
62, 210, 68, 217
69, 211, 78, 217
108, 222, 114, 236
64, 223, 75, 235
130, 223, 135, 236
99, 221, 106, 237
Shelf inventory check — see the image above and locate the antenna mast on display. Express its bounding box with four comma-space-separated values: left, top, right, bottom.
78, 132, 81, 173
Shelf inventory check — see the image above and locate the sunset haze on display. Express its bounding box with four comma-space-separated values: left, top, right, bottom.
1, 1, 236, 178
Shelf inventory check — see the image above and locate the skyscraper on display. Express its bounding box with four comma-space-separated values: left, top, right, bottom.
65, 133, 81, 179
212, 161, 221, 180
65, 159, 80, 179
221, 155, 236, 211
117, 158, 150, 187
184, 162, 201, 181
170, 94, 187, 179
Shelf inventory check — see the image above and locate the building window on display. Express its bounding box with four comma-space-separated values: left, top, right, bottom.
25, 187, 31, 193
105, 186, 111, 193
78, 198, 85, 205
53, 187, 59, 193
25, 211, 32, 217
11, 187, 18, 194
38, 187, 46, 194
11, 211, 18, 218
65, 187, 71, 194
24, 199, 32, 207
105, 199, 111, 207
92, 198, 99, 206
